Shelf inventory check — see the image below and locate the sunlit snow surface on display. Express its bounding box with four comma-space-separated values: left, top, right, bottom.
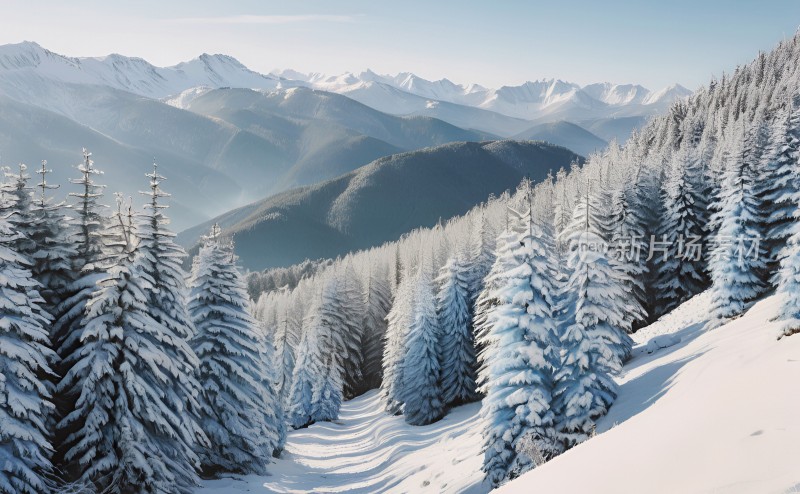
199, 292, 800, 493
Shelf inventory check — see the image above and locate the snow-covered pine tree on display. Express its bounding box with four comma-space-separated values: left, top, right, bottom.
58, 195, 202, 493
275, 296, 302, 400
52, 150, 108, 467
0, 164, 38, 258
333, 265, 365, 398
437, 253, 478, 407
480, 202, 561, 487
707, 124, 767, 329
475, 210, 525, 395
380, 270, 414, 415
54, 150, 107, 342
774, 204, 800, 339
760, 101, 800, 280
287, 282, 343, 428
189, 226, 278, 476
655, 146, 709, 314
28, 160, 77, 317
399, 263, 444, 426
310, 355, 344, 423
258, 319, 287, 456
606, 162, 652, 319
0, 184, 56, 494
467, 209, 497, 304
553, 185, 629, 449
287, 308, 324, 429
361, 261, 392, 390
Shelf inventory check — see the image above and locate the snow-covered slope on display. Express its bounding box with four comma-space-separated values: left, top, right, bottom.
500, 293, 799, 494
197, 292, 800, 493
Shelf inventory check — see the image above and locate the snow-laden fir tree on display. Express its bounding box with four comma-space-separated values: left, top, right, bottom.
310, 355, 344, 423
0, 186, 56, 494
133, 163, 209, 466
58, 195, 202, 493
760, 101, 800, 279
655, 146, 709, 314
258, 319, 287, 455
53, 150, 107, 354
467, 209, 497, 304
189, 225, 280, 475
774, 202, 800, 339
607, 180, 650, 325
331, 265, 365, 399
52, 150, 108, 467
287, 284, 343, 428
475, 212, 524, 395
480, 203, 561, 487
361, 261, 392, 390
707, 124, 767, 329
436, 253, 478, 407
28, 161, 77, 317
0, 164, 38, 258
553, 185, 630, 449
275, 297, 302, 400
380, 271, 414, 414
399, 262, 444, 426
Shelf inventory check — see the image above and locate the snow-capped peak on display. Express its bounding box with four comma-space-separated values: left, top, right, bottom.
0, 42, 279, 103
643, 83, 692, 105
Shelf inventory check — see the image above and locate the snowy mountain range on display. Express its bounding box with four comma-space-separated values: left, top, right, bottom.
275, 69, 692, 133
0, 41, 687, 231
0, 41, 689, 139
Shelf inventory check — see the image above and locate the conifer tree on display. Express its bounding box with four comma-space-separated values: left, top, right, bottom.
760, 102, 800, 279
399, 263, 444, 426
437, 254, 478, 407
258, 319, 287, 455
656, 147, 709, 314
361, 262, 392, 390
58, 197, 202, 493
275, 298, 302, 401
380, 271, 414, 415
553, 186, 629, 449
189, 225, 279, 475
29, 160, 76, 316
0, 188, 56, 494
287, 286, 342, 428
481, 203, 561, 487
331, 266, 365, 398
475, 214, 524, 395
708, 125, 767, 328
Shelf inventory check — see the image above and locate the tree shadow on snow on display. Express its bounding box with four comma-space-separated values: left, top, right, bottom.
599, 322, 710, 434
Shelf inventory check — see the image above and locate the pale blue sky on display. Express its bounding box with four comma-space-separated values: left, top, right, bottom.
1, 0, 799, 90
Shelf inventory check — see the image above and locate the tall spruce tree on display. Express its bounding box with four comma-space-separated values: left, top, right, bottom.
480, 202, 561, 487
189, 226, 280, 475
29, 161, 76, 317
655, 147, 709, 314
0, 181, 56, 494
437, 254, 478, 407
399, 263, 444, 426
361, 262, 392, 390
760, 102, 800, 280
58, 196, 202, 493
287, 283, 342, 428
380, 271, 414, 415
553, 186, 628, 449
708, 124, 767, 329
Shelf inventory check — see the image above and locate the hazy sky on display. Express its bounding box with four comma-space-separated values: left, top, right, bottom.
1, 0, 799, 90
